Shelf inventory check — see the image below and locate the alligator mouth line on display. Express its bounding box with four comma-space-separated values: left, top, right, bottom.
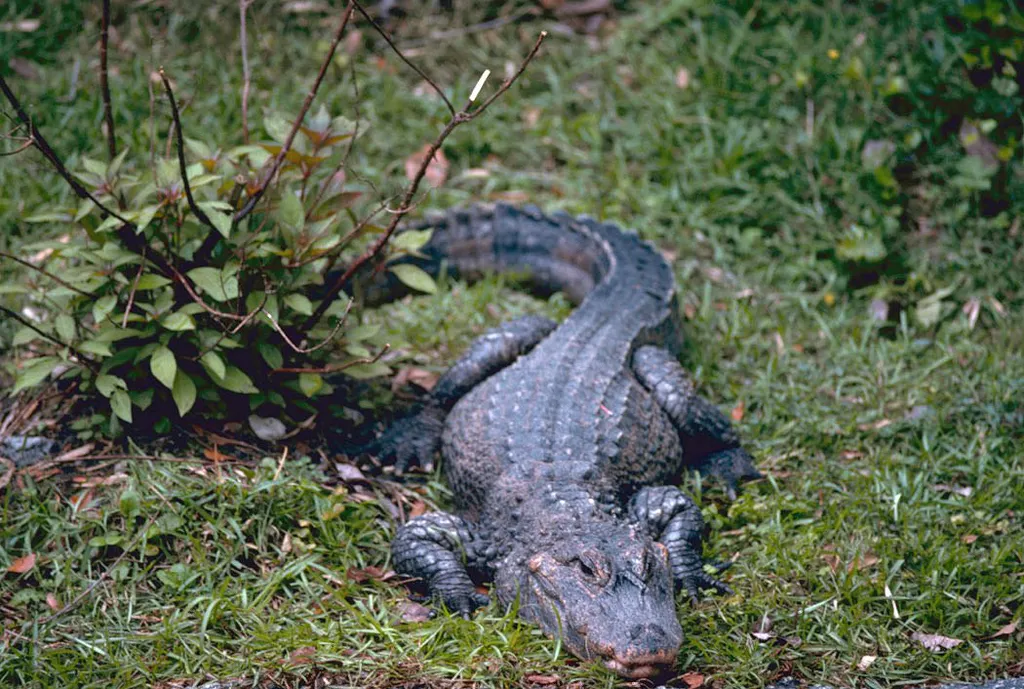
602, 655, 671, 679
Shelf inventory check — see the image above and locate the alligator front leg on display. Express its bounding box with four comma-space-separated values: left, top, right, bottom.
629, 485, 731, 601
632, 345, 760, 498
375, 315, 557, 472
391, 511, 492, 617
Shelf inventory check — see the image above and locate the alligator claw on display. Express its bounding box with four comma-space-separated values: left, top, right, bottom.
683, 571, 733, 603
442, 591, 490, 619
372, 405, 445, 474
700, 447, 762, 499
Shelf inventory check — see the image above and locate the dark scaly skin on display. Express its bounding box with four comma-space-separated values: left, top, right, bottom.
378, 204, 760, 679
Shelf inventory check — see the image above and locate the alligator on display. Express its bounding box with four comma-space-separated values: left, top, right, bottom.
376, 204, 760, 679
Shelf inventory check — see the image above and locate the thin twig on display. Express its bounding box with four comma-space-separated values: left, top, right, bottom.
0, 251, 93, 297
121, 245, 146, 328
397, 6, 537, 51
233, 1, 356, 224
159, 69, 217, 234
239, 0, 252, 144
261, 298, 353, 354
351, 0, 456, 117
0, 74, 178, 279
100, 0, 117, 161
272, 343, 389, 374
0, 137, 33, 157
303, 31, 548, 330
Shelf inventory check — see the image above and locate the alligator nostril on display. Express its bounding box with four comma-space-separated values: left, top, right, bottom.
629, 623, 668, 644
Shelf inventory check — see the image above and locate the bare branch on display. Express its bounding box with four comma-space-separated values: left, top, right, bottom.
261, 298, 353, 355
272, 343, 390, 375
303, 31, 549, 331
100, 0, 117, 161
159, 69, 218, 235
0, 251, 93, 297
351, 0, 456, 117
121, 245, 146, 328
239, 0, 252, 144
0, 74, 181, 279
233, 1, 356, 224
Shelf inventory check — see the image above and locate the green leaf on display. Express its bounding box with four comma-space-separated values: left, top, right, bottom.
54, 314, 76, 343
284, 293, 313, 315
258, 343, 283, 369
11, 327, 40, 346
82, 157, 107, 177
214, 366, 258, 394
135, 274, 172, 291
119, 487, 141, 519
171, 372, 197, 417
96, 374, 127, 398
298, 372, 323, 397
391, 229, 433, 253
150, 346, 177, 390
136, 205, 160, 232
110, 389, 133, 423
186, 267, 238, 302
13, 357, 59, 394
161, 311, 196, 331
92, 295, 117, 323
263, 112, 292, 144
197, 202, 233, 238
342, 361, 391, 380
79, 339, 113, 356
390, 264, 437, 294
200, 351, 227, 380
277, 192, 305, 231
25, 211, 73, 223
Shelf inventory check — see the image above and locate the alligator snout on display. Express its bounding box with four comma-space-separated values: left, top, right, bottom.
594, 622, 682, 678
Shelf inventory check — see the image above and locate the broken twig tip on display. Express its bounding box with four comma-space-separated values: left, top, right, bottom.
469, 69, 491, 102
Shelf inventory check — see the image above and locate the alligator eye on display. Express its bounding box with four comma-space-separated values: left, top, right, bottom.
576, 558, 596, 579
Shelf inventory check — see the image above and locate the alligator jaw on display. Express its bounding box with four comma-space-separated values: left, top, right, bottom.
603, 651, 676, 679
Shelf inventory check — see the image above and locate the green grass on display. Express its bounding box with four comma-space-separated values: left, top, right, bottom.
1, 1, 1022, 687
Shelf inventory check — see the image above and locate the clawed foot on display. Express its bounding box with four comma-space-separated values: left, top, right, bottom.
700, 447, 762, 500
681, 568, 733, 604
371, 404, 446, 474
439, 590, 491, 619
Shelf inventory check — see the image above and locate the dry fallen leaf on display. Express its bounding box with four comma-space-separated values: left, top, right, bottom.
731, 400, 745, 422
285, 645, 317, 666
988, 621, 1018, 639
680, 671, 705, 688
46, 592, 61, 611
822, 553, 841, 572
962, 534, 978, 544
7, 553, 36, 574
405, 144, 449, 188
848, 550, 880, 572
857, 655, 878, 671
675, 66, 691, 89
392, 367, 439, 392
525, 675, 560, 686
912, 631, 963, 652
281, 532, 293, 555
203, 446, 233, 462
397, 600, 433, 623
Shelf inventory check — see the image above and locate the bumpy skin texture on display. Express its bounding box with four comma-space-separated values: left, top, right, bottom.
380, 204, 759, 679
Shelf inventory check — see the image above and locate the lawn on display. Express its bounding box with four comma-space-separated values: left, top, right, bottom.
0, 1, 1022, 688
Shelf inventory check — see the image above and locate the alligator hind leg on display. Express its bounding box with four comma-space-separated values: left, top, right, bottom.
373, 315, 557, 472
629, 486, 731, 601
391, 511, 492, 617
632, 345, 760, 498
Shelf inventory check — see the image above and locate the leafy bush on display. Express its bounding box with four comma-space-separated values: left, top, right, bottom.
7, 103, 435, 436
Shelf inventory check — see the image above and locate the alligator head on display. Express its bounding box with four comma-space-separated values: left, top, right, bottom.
496, 522, 683, 679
